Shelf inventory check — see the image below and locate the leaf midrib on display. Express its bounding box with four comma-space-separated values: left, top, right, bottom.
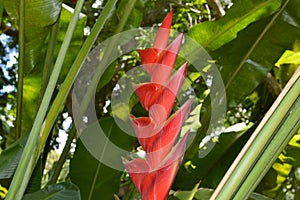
225, 0, 290, 89
203, 0, 276, 50
87, 122, 114, 200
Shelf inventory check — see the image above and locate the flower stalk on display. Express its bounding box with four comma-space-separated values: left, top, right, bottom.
123, 12, 192, 200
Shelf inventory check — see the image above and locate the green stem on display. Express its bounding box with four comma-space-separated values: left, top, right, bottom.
187, 182, 201, 200
211, 66, 300, 199
75, 0, 137, 125
39, 0, 118, 154
48, 127, 76, 184
5, 1, 85, 199
114, 0, 137, 33
15, 0, 25, 140
38, 18, 60, 105
234, 98, 300, 199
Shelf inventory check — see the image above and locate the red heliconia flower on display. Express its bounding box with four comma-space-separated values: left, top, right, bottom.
123, 12, 193, 200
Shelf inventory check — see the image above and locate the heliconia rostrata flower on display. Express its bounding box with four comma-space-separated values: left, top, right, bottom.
123, 12, 193, 200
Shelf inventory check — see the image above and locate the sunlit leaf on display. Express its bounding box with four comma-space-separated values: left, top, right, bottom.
275, 50, 300, 67
57, 4, 87, 84
7, 5, 86, 140
188, 0, 281, 51
274, 49, 300, 87
2, 0, 62, 72
174, 188, 213, 200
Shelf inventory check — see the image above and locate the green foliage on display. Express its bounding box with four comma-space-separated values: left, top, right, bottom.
175, 122, 253, 189
2, 0, 62, 73
0, 184, 8, 200
0, 135, 27, 181
70, 117, 136, 199
257, 130, 300, 199
70, 139, 122, 199
211, 0, 300, 106
57, 5, 87, 84
275, 48, 300, 87
22, 182, 81, 200
189, 0, 281, 51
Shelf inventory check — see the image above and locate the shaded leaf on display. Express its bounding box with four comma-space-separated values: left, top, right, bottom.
0, 134, 27, 179
173, 188, 273, 200
70, 139, 122, 200
22, 182, 80, 200
281, 131, 300, 167
174, 123, 253, 189
100, 0, 144, 41
188, 0, 281, 51
70, 117, 135, 199
212, 0, 300, 106
248, 192, 273, 200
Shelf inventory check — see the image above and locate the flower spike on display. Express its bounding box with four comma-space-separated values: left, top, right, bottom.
123, 11, 192, 200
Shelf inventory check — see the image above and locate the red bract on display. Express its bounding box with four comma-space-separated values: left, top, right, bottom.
123, 12, 192, 200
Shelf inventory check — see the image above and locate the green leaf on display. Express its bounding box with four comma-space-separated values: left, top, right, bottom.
97, 61, 116, 90
280, 131, 300, 167
22, 182, 80, 200
2, 0, 62, 73
173, 188, 273, 200
20, 72, 42, 137
212, 0, 300, 106
248, 193, 273, 200
174, 123, 253, 189
0, 0, 3, 23
174, 188, 213, 200
181, 103, 202, 137
0, 135, 27, 179
188, 0, 281, 51
274, 49, 300, 87
4, 5, 86, 141
70, 117, 135, 199
57, 4, 87, 84
275, 50, 300, 67
70, 139, 122, 200
100, 0, 144, 41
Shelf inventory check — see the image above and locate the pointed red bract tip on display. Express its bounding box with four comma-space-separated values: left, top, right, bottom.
151, 34, 184, 84
160, 11, 173, 29
154, 11, 173, 51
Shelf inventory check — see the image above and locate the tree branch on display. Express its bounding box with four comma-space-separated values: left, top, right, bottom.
207, 0, 225, 19
1, 23, 19, 38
